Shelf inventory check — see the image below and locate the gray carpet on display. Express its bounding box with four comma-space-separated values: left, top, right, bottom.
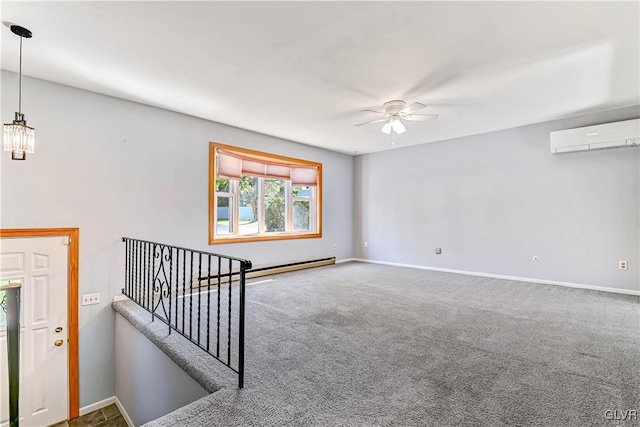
143, 262, 640, 427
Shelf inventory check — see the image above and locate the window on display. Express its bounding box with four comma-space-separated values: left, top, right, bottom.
0, 279, 23, 328
209, 142, 322, 244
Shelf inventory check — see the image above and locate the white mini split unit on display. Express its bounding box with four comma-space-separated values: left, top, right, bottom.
550, 118, 640, 154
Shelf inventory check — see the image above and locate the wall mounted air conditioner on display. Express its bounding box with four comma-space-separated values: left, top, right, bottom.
550, 118, 640, 154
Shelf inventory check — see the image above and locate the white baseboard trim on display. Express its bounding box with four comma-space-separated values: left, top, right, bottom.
79, 396, 134, 427
80, 396, 116, 416
352, 258, 640, 296
335, 257, 357, 264
115, 395, 135, 427
79, 396, 115, 416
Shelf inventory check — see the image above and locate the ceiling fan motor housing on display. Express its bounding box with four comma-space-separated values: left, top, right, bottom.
383, 100, 407, 115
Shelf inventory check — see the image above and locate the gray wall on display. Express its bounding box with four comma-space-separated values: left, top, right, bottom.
355, 106, 640, 292
115, 314, 208, 426
0, 71, 354, 406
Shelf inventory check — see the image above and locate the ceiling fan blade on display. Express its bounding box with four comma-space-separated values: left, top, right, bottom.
399, 102, 426, 114
360, 109, 386, 115
355, 118, 389, 127
403, 114, 439, 122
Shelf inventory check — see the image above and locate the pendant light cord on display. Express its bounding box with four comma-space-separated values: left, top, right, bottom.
18, 35, 22, 114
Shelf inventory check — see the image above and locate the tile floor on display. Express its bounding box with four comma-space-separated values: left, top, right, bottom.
49, 404, 127, 427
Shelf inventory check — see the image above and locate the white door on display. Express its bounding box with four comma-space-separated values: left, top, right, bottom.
0, 237, 68, 427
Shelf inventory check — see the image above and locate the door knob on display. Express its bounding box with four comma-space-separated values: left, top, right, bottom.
54, 339, 64, 347
55, 327, 63, 333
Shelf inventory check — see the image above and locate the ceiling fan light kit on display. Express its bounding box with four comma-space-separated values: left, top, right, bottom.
3, 25, 36, 161
356, 99, 438, 142
392, 119, 405, 134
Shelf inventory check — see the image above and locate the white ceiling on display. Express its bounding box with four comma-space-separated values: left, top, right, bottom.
1, 1, 639, 154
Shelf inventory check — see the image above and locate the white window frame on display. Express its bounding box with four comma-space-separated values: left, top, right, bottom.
214, 187, 235, 235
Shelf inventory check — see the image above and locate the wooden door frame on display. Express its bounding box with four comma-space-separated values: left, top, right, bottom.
0, 228, 80, 419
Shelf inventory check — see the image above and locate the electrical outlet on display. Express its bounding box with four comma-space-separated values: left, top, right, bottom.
332, 243, 336, 249
619, 260, 628, 271
82, 293, 100, 306
364, 242, 368, 248
435, 247, 442, 255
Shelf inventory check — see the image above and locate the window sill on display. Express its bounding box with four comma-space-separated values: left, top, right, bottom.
209, 232, 321, 245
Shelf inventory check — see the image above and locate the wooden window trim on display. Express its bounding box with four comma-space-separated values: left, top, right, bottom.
209, 142, 323, 244
0, 227, 80, 419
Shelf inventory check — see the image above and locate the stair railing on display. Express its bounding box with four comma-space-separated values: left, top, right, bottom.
121, 237, 251, 388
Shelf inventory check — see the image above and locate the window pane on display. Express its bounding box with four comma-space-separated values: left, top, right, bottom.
293, 200, 310, 231
216, 178, 230, 193
292, 186, 310, 199
264, 179, 286, 232
0, 288, 4, 328
0, 280, 23, 328
216, 196, 233, 235
239, 176, 259, 235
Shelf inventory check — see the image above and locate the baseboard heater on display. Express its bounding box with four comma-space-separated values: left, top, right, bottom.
196, 257, 336, 286
246, 257, 335, 279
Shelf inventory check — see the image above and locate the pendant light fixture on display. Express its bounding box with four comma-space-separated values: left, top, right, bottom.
3, 25, 35, 161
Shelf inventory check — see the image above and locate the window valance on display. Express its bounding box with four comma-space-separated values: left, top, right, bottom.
217, 149, 318, 186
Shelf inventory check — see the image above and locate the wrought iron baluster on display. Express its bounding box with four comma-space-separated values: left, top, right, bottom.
143, 242, 148, 310
140, 242, 144, 309
182, 249, 186, 334
239, 261, 248, 388
207, 254, 212, 352
175, 248, 179, 331
189, 251, 193, 340
147, 242, 151, 310
151, 244, 156, 322
227, 258, 232, 366
217, 258, 224, 358
131, 239, 134, 298
168, 247, 173, 334
197, 253, 202, 346
126, 239, 130, 296
135, 241, 139, 304
145, 242, 149, 310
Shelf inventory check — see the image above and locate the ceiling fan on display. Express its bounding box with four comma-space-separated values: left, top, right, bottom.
356, 100, 438, 135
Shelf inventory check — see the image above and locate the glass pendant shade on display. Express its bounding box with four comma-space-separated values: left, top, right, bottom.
392, 119, 406, 134
381, 121, 392, 135
4, 113, 35, 160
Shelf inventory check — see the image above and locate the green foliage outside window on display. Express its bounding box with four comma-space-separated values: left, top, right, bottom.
239, 176, 258, 222
216, 179, 230, 207
215, 177, 312, 234
265, 179, 285, 232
